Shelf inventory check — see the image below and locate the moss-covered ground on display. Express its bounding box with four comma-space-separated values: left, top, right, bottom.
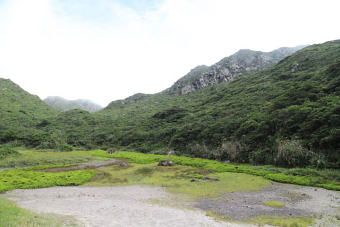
85, 150, 340, 191
86, 163, 269, 198
262, 200, 285, 208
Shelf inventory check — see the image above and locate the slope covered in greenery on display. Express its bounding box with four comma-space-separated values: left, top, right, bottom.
92, 40, 340, 167
0, 79, 59, 145
0, 40, 339, 168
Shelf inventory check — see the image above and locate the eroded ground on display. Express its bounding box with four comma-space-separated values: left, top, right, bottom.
2, 160, 340, 227
3, 186, 248, 227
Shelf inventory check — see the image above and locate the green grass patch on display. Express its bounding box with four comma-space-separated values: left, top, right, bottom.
262, 200, 285, 207
86, 163, 269, 198
0, 169, 95, 193
90, 150, 340, 191
0, 197, 78, 227
249, 215, 315, 227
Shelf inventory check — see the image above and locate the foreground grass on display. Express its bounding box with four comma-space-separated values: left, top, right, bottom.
86, 163, 269, 198
0, 169, 95, 193
86, 150, 340, 191
262, 200, 285, 208
249, 215, 315, 227
0, 197, 78, 227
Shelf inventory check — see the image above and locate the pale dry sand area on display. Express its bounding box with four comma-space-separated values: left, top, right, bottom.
3, 185, 251, 227
3, 183, 340, 227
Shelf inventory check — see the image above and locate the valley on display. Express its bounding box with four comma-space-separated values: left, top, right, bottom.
0, 40, 340, 227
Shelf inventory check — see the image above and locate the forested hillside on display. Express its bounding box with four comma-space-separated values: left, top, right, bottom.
95, 40, 340, 167
1, 40, 339, 168
0, 79, 59, 145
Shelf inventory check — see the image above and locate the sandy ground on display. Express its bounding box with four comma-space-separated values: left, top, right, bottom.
196, 183, 340, 225
3, 186, 252, 227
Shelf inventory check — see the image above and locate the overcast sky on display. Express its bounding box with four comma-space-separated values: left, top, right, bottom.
0, 0, 339, 106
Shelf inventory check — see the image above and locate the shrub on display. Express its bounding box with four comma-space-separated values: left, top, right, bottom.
183, 143, 214, 159
310, 152, 326, 169
60, 143, 73, 152
275, 140, 313, 168
0, 146, 19, 159
220, 141, 248, 163
249, 149, 274, 165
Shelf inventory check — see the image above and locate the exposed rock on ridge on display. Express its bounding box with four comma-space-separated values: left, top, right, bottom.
168, 45, 306, 95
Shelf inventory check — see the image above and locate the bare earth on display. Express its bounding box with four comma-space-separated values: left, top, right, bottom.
3, 186, 250, 227
3, 184, 340, 227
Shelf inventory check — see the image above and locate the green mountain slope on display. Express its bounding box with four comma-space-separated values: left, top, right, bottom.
1, 40, 339, 168
95, 40, 339, 167
0, 79, 59, 144
44, 96, 102, 112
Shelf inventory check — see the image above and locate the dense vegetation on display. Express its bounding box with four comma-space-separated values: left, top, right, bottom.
0, 40, 339, 168
94, 40, 340, 168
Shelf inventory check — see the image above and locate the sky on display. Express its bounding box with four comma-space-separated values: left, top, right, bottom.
0, 0, 339, 106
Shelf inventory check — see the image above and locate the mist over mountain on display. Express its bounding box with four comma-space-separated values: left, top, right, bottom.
44, 96, 102, 112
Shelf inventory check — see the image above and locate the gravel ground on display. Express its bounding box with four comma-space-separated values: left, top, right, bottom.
3, 186, 252, 227
195, 182, 340, 225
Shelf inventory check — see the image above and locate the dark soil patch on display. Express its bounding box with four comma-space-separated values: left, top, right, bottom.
195, 183, 313, 221
42, 159, 121, 172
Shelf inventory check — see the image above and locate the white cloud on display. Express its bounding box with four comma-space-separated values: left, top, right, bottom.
0, 0, 339, 106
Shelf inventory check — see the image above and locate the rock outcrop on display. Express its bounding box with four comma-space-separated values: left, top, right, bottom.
167, 46, 306, 95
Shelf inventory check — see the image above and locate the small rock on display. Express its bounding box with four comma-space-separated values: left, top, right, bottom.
158, 159, 174, 166
107, 149, 116, 154
167, 150, 176, 155
202, 176, 219, 181
119, 162, 128, 167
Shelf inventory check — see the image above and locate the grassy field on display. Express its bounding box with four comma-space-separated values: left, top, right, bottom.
85, 150, 340, 191
86, 162, 269, 198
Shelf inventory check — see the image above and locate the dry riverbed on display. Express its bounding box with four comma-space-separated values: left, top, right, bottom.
3, 183, 340, 227
3, 186, 249, 227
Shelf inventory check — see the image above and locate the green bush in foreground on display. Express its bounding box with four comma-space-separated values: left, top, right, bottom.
0, 169, 95, 193
91, 150, 340, 191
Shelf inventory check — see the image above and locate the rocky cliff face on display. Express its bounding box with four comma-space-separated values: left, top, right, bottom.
44, 96, 102, 112
167, 46, 306, 95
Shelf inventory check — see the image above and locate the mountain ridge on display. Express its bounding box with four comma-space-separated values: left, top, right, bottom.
167, 45, 307, 96
44, 96, 102, 112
